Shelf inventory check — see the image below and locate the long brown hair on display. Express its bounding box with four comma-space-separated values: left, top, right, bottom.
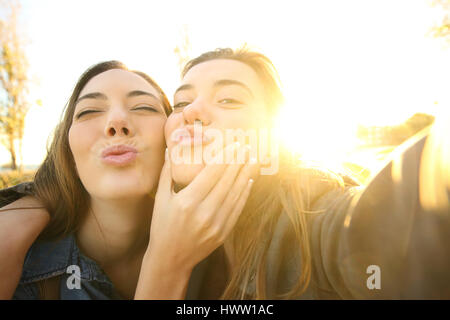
183, 48, 346, 299
34, 60, 171, 241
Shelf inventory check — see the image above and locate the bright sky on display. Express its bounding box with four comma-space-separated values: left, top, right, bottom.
1, 0, 448, 166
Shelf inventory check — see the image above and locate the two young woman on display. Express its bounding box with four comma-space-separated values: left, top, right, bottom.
1, 48, 449, 299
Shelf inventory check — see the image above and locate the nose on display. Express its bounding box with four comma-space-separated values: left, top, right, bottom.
182, 99, 210, 126
105, 108, 134, 137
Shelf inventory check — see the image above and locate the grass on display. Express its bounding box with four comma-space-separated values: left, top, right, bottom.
0, 169, 36, 189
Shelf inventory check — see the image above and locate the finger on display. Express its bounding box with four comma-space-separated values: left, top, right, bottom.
200, 145, 251, 209
214, 158, 259, 222
220, 177, 255, 239
179, 141, 241, 204
155, 148, 173, 198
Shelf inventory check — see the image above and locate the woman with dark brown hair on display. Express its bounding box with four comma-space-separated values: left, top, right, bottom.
1, 48, 450, 300
2, 60, 172, 299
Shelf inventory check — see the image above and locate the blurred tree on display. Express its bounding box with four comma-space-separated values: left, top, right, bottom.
0, 0, 30, 171
405, 113, 435, 135
173, 25, 191, 74
357, 113, 435, 147
430, 0, 450, 40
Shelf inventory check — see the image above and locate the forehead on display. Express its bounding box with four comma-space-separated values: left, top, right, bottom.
79, 69, 159, 98
182, 59, 264, 93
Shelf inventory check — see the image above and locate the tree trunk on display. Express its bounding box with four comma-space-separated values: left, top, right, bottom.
9, 135, 17, 170
18, 134, 23, 173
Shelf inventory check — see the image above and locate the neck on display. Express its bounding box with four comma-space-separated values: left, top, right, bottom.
76, 196, 154, 268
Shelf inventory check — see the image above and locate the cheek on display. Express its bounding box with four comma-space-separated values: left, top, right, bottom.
215, 109, 255, 131
68, 123, 96, 161
237, 102, 269, 129
68, 124, 101, 187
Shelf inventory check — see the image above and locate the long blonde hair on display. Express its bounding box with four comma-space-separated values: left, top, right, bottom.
183, 48, 346, 299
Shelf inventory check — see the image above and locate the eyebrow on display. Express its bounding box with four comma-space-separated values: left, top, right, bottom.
173, 80, 254, 97
127, 90, 159, 100
76, 90, 159, 105
174, 84, 193, 96
75, 92, 107, 105
213, 79, 254, 97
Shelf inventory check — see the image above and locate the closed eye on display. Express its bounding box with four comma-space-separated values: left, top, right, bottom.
132, 105, 159, 113
173, 102, 190, 110
75, 109, 102, 119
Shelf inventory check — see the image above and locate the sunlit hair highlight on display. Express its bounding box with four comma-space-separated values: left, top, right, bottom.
183, 48, 346, 299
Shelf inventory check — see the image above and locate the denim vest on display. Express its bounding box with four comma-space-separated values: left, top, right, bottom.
13, 234, 123, 299
12, 229, 282, 299
12, 232, 222, 300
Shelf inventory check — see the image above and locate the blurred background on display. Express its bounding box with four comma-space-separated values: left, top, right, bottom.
0, 0, 449, 188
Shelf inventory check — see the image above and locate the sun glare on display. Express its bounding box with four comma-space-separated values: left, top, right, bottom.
1, 0, 448, 170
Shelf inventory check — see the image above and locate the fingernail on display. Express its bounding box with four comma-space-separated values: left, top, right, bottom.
248, 178, 254, 186
249, 157, 258, 164
165, 148, 169, 160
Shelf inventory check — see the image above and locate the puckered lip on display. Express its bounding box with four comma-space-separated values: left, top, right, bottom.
171, 126, 212, 146
101, 144, 138, 158
101, 144, 138, 166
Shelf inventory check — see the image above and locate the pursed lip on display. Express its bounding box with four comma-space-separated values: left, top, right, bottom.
171, 126, 212, 147
101, 145, 138, 166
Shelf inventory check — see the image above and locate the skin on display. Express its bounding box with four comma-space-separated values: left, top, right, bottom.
0, 61, 260, 299
167, 59, 269, 186
0, 196, 50, 299
137, 59, 268, 297
4, 60, 447, 299
1, 69, 168, 300
69, 69, 167, 299
70, 69, 167, 201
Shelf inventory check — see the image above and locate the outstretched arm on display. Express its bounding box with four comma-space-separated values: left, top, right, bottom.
310, 123, 450, 299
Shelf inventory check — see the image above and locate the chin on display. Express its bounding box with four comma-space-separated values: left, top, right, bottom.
99, 184, 152, 200
112, 183, 149, 196
171, 163, 205, 189
84, 173, 156, 201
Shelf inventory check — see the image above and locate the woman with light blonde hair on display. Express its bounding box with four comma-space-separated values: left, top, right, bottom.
1, 48, 450, 299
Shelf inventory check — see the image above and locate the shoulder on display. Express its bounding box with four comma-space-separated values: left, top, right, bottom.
265, 167, 360, 298
284, 165, 358, 208
11, 234, 75, 300
18, 235, 75, 285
